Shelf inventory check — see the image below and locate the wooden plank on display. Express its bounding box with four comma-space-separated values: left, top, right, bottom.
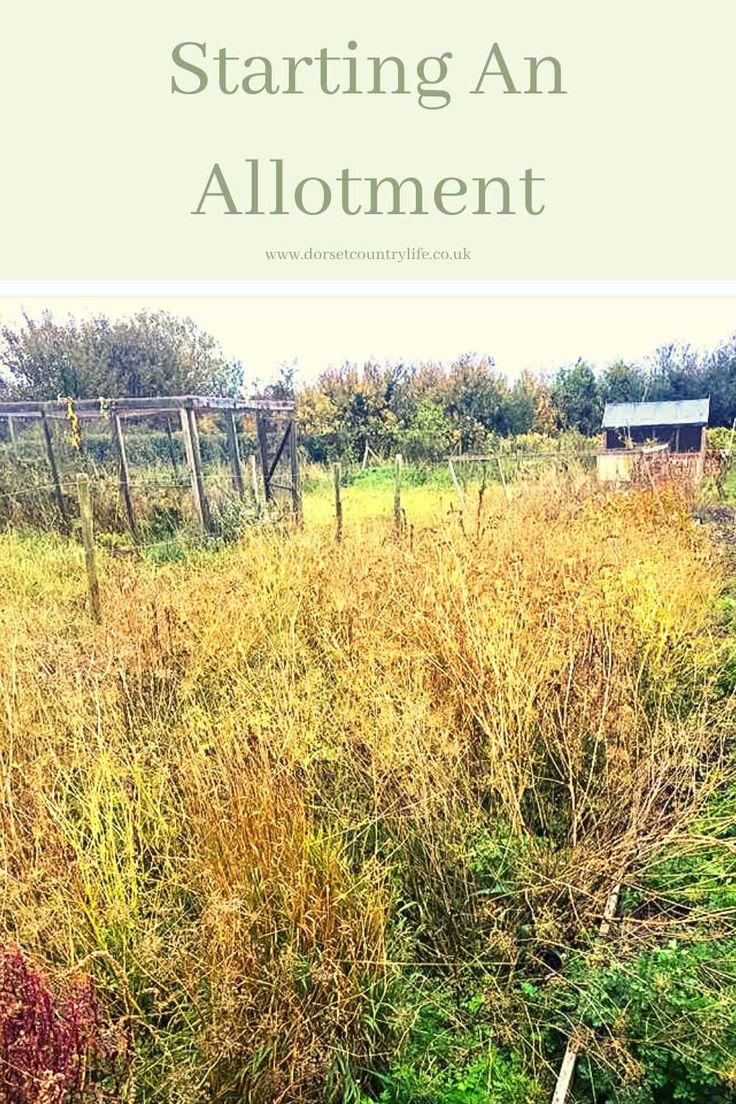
448, 457, 465, 506
0, 395, 296, 418
333, 462, 343, 542
194, 397, 295, 413
249, 453, 261, 507
110, 413, 138, 540
256, 412, 272, 501
0, 401, 44, 418
394, 454, 403, 537
497, 456, 511, 500
224, 411, 245, 498
115, 402, 295, 419
267, 422, 293, 483
178, 408, 196, 502
179, 406, 209, 536
288, 420, 303, 525
41, 411, 69, 530
76, 474, 102, 624
187, 406, 211, 533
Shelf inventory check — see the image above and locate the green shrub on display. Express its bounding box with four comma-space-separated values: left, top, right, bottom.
563, 941, 736, 1104
364, 988, 542, 1104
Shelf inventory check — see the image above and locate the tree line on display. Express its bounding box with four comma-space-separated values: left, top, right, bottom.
1, 310, 735, 462
271, 339, 736, 461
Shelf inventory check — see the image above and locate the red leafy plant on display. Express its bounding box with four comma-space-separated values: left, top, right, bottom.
0, 945, 128, 1103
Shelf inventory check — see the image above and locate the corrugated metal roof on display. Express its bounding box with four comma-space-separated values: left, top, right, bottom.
601, 397, 709, 429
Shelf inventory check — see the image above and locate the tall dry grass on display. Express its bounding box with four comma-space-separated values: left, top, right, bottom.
0, 472, 727, 1100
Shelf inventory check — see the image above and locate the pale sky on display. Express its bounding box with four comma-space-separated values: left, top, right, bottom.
0, 296, 734, 389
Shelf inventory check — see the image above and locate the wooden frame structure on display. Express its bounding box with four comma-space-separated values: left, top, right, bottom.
0, 394, 301, 536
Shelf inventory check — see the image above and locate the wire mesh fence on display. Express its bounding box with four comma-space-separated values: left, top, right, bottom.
0, 433, 645, 545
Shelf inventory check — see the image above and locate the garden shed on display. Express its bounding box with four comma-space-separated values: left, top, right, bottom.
597, 397, 710, 484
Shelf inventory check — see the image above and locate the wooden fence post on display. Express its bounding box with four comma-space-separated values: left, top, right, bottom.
289, 419, 303, 525
249, 453, 261, 508
110, 411, 137, 540
256, 412, 272, 501
497, 455, 510, 500
225, 411, 245, 498
41, 409, 69, 531
394, 454, 403, 537
333, 462, 343, 542
76, 473, 101, 624
179, 406, 210, 536
448, 456, 465, 506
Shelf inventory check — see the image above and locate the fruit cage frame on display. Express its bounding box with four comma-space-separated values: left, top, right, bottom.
0, 394, 302, 539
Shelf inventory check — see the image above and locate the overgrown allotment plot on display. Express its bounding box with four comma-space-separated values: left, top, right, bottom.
2, 473, 736, 1104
